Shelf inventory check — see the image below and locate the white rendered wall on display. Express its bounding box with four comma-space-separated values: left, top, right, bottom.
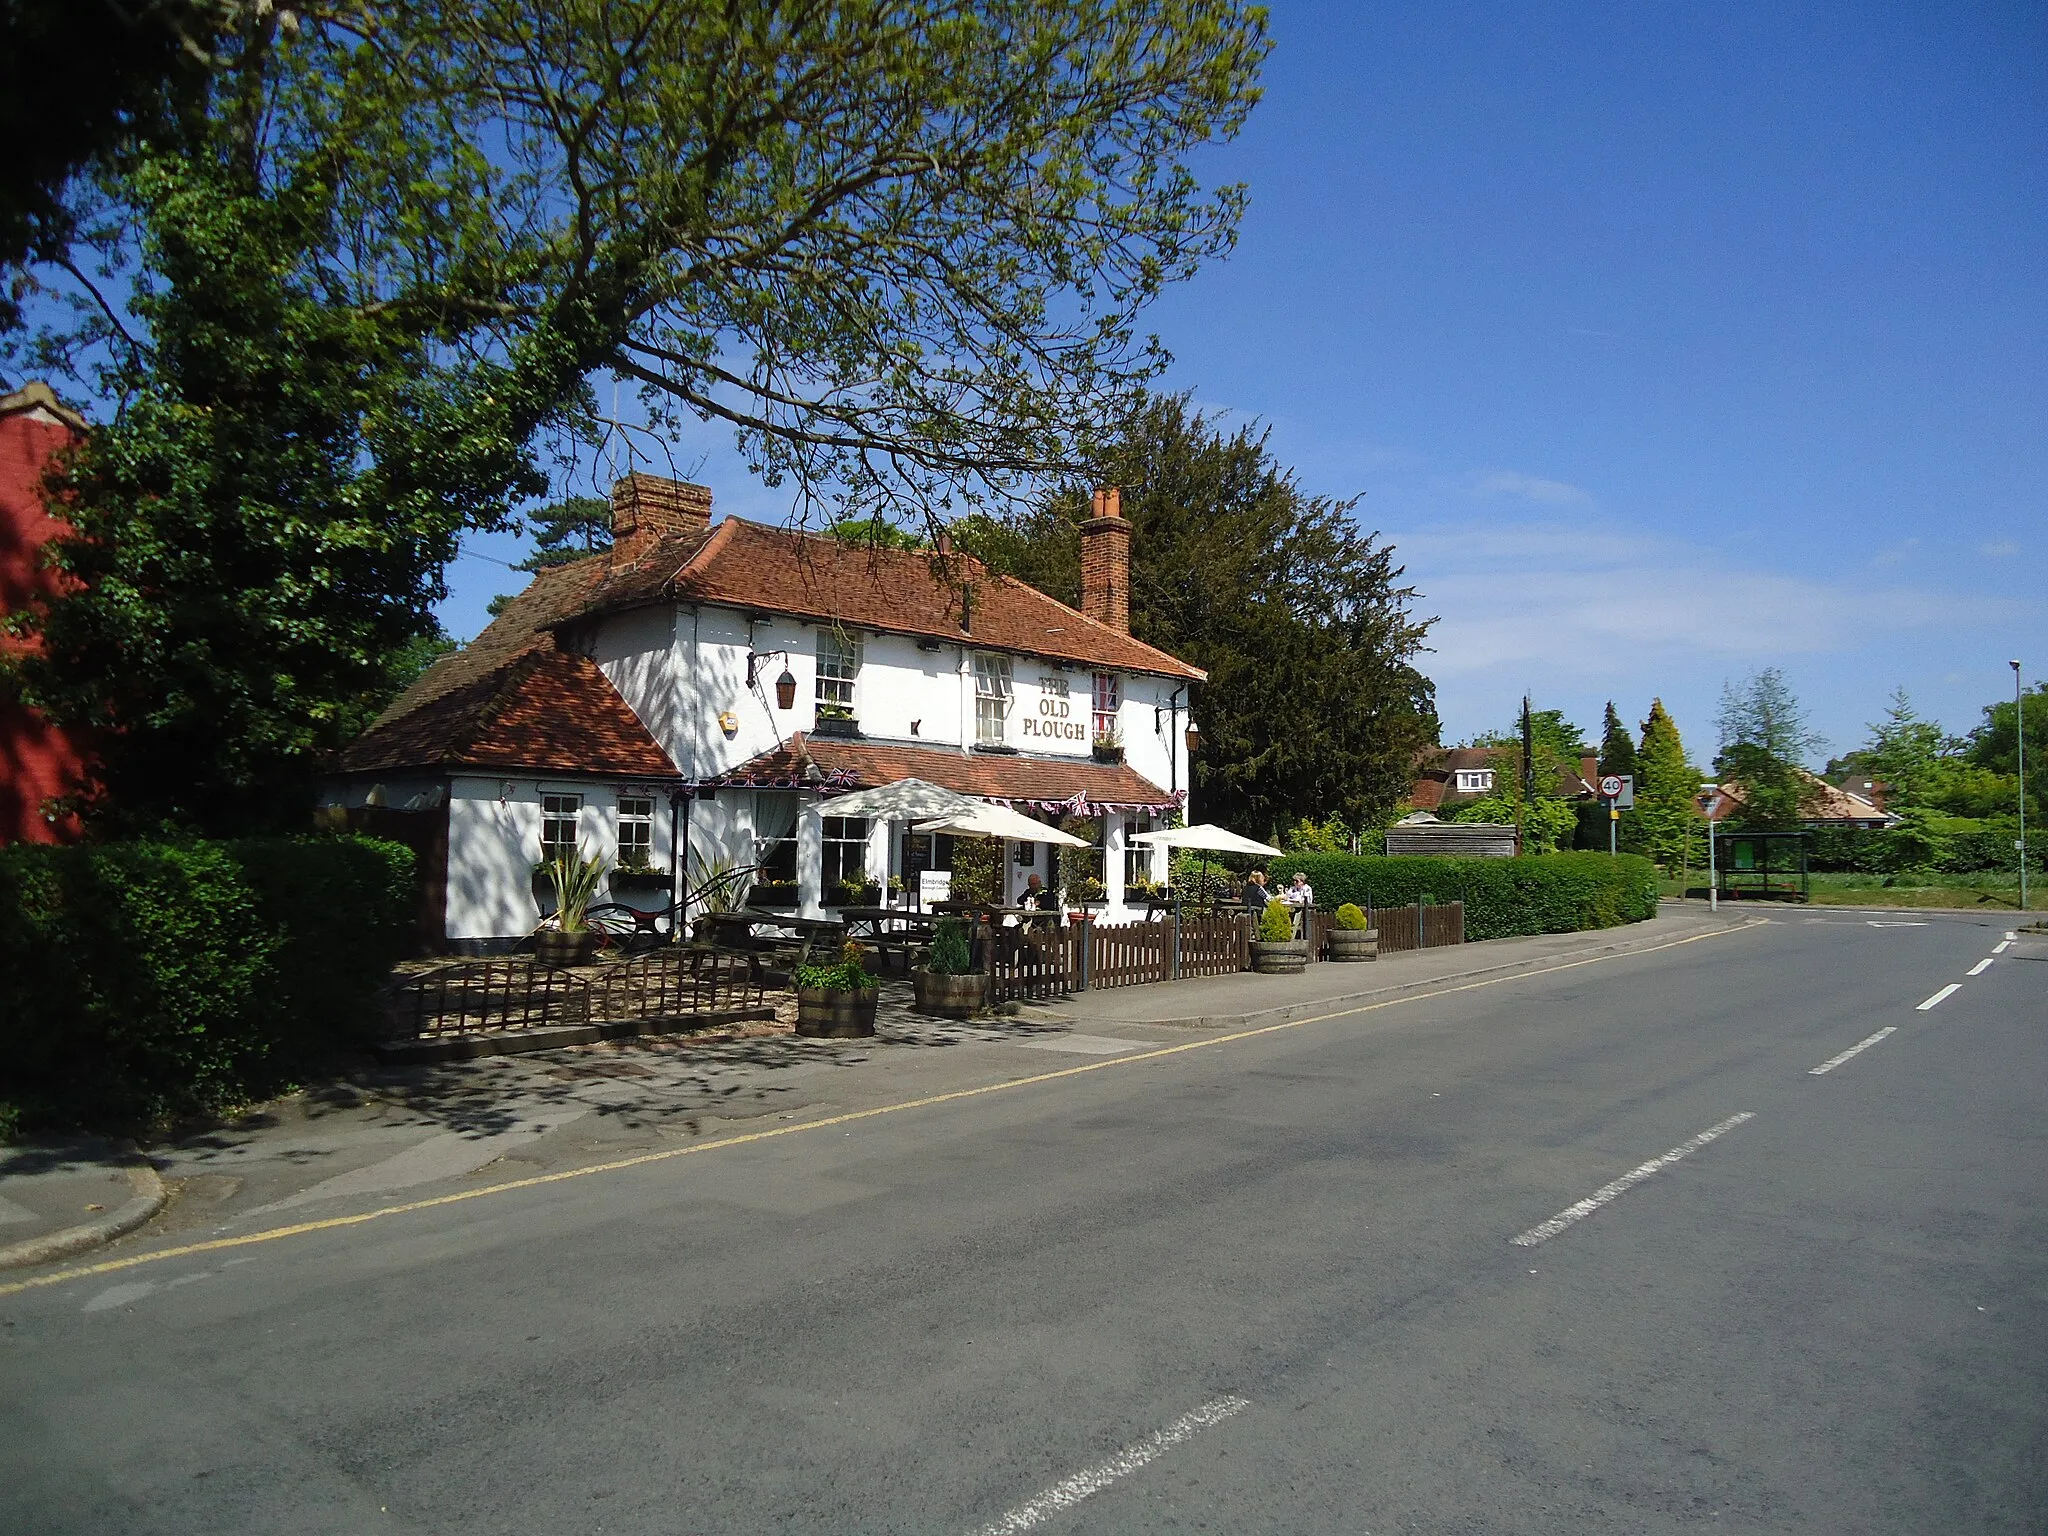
444, 775, 674, 942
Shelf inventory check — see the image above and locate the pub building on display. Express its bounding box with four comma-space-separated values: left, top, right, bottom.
325, 479, 1203, 951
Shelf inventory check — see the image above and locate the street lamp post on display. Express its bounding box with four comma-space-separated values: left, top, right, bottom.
2015, 660, 2028, 913
1702, 782, 1719, 914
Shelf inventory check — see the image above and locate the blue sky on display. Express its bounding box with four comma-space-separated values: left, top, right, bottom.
444, 1, 2047, 766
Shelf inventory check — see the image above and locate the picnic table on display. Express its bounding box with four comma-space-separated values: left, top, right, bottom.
837, 906, 937, 972
699, 911, 848, 967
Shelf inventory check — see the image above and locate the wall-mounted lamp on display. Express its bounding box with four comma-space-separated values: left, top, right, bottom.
1184, 723, 1201, 755
746, 650, 798, 710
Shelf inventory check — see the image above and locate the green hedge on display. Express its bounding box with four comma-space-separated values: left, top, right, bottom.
0, 837, 414, 1130
1268, 851, 1660, 940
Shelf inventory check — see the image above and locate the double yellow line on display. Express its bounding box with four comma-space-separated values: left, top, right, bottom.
0, 922, 1761, 1299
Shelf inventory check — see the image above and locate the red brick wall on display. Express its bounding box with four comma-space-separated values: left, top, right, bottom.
0, 397, 90, 843
610, 473, 712, 563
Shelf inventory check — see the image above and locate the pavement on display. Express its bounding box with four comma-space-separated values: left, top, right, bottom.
0, 906, 1749, 1264
3, 904, 2040, 1532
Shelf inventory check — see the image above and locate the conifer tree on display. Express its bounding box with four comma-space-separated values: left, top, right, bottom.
1598, 701, 1638, 781
1635, 699, 1705, 876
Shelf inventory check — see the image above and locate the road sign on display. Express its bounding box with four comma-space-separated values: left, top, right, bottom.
1598, 774, 1635, 808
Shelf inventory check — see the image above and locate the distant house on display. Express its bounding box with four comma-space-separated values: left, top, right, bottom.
327, 476, 1202, 949
0, 382, 91, 844
1408, 746, 1601, 814
1705, 771, 1897, 830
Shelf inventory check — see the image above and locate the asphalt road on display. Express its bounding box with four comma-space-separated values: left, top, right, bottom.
4, 911, 2043, 1534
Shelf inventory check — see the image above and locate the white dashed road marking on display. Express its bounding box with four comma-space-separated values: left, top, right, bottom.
971, 1396, 1251, 1535
1993, 940, 2012, 954
1810, 1027, 1897, 1075
1969, 958, 1994, 976
1917, 984, 1962, 1012
1511, 1113, 1755, 1248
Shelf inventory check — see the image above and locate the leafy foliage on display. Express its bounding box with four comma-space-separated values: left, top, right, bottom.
794, 940, 876, 994
6, 25, 544, 833
1269, 852, 1660, 939
1635, 698, 1705, 873
1282, 815, 1355, 855
540, 851, 607, 932
956, 394, 1438, 834
926, 918, 973, 976
0, 836, 414, 1129
1333, 901, 1369, 930
1715, 668, 1826, 828
1256, 899, 1294, 942
1598, 701, 1639, 782
1449, 792, 1577, 854
515, 496, 612, 571
948, 837, 1003, 906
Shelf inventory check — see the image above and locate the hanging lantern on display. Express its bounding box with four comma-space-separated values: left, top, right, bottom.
1184, 722, 1201, 755
775, 667, 797, 710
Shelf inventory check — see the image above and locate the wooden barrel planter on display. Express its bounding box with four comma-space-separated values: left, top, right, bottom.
532, 930, 599, 969
1326, 928, 1379, 962
796, 986, 879, 1038
1250, 939, 1310, 975
912, 969, 986, 1019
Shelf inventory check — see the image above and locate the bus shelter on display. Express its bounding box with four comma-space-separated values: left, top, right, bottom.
1715, 829, 1810, 903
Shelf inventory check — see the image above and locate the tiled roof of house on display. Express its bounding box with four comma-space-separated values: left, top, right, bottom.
1708, 772, 1897, 826
573, 517, 1204, 681
337, 561, 681, 779
341, 509, 1201, 781
710, 734, 1183, 812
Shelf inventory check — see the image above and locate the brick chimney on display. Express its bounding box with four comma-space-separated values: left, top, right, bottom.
609, 473, 712, 564
1079, 486, 1131, 634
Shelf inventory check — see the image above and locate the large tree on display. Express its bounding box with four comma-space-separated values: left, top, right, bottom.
1598, 701, 1638, 782
7, 1, 1266, 831
1636, 698, 1705, 874
1715, 666, 1825, 829
956, 394, 1439, 836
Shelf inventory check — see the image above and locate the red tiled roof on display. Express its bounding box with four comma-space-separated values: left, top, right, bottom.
711, 734, 1183, 811
575, 517, 1203, 681
338, 559, 681, 780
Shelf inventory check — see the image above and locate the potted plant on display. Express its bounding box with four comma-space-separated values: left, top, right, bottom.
1067, 874, 1107, 908
612, 849, 672, 891
1250, 897, 1308, 974
1091, 728, 1124, 763
813, 703, 862, 738
747, 879, 801, 909
794, 940, 881, 1037
912, 918, 986, 1018
1327, 902, 1378, 961
534, 851, 607, 968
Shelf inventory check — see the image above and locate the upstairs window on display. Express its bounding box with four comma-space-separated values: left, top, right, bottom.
973, 652, 1012, 745
1454, 769, 1494, 794
616, 795, 655, 870
1124, 813, 1155, 887
1092, 673, 1121, 740
816, 630, 862, 718
540, 793, 582, 864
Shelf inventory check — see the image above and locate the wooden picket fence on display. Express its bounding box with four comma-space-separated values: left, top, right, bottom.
982, 904, 1466, 1000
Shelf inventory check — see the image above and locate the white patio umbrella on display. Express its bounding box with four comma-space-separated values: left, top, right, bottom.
1131, 823, 1282, 911
1130, 824, 1282, 857
911, 803, 1091, 847
807, 777, 981, 821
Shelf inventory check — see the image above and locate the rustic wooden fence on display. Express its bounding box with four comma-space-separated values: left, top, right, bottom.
385, 947, 771, 1040
986, 925, 1078, 1004
1366, 901, 1465, 954
1177, 913, 1251, 978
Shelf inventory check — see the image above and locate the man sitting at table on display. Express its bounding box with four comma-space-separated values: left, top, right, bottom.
1021, 872, 1056, 910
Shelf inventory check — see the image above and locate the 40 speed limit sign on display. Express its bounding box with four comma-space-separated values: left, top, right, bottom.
1598, 774, 1635, 808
